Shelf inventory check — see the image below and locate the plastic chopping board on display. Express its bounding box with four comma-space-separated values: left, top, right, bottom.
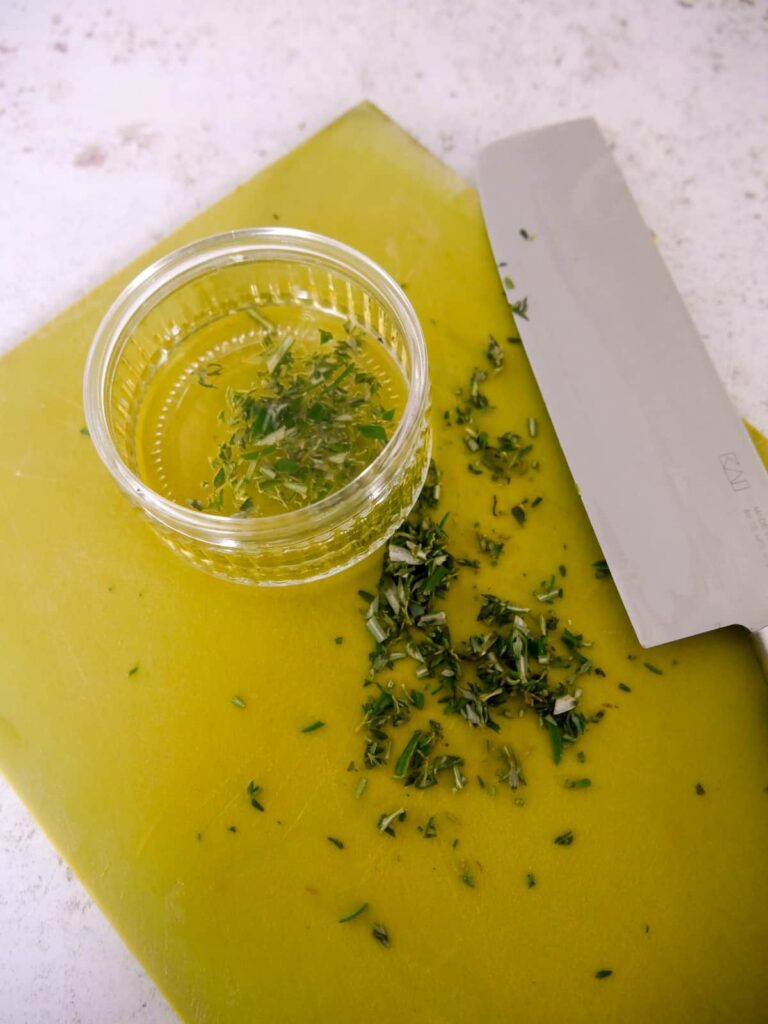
1, 103, 767, 1024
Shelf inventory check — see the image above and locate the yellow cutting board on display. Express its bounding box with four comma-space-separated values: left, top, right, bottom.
1, 103, 767, 1024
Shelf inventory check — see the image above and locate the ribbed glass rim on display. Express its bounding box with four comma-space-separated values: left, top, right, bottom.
83, 228, 429, 544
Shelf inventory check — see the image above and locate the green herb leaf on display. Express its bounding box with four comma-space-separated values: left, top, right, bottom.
128, 664, 139, 677
231, 695, 247, 709
301, 720, 326, 733
595, 970, 613, 980
554, 830, 575, 846
565, 778, 592, 789
526, 872, 536, 888
372, 923, 390, 948
354, 777, 368, 799
643, 662, 663, 675
327, 836, 345, 849
319, 329, 333, 344
593, 559, 611, 579
356, 423, 388, 443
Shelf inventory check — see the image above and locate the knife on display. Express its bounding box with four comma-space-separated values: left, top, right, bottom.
477, 119, 768, 676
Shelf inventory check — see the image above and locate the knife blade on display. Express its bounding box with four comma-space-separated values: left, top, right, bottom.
478, 119, 768, 672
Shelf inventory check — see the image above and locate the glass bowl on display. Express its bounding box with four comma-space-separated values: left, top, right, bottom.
83, 228, 431, 585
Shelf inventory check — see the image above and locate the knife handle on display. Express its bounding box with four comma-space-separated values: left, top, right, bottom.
752, 627, 768, 681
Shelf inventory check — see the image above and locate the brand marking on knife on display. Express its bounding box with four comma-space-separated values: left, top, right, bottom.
719, 452, 751, 492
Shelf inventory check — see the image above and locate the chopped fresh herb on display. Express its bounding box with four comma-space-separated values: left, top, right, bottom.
247, 780, 265, 811
418, 816, 438, 838
410, 689, 425, 710
554, 830, 575, 846
327, 836, 345, 849
301, 720, 326, 733
196, 362, 223, 388
531, 495, 543, 507
227, 825, 238, 833
452, 838, 459, 849
618, 682, 631, 692
595, 970, 613, 980
548, 722, 564, 765
526, 872, 536, 888
377, 808, 407, 837
334, 636, 344, 645
79, 426, 90, 437
338, 902, 368, 923
502, 275, 515, 290
477, 532, 505, 565
593, 559, 611, 579
231, 695, 247, 709
372, 923, 390, 948
509, 297, 529, 320
128, 664, 139, 677
644, 662, 663, 675
695, 783, 705, 795
565, 778, 592, 789
460, 866, 476, 888
511, 504, 526, 526
486, 334, 505, 369
354, 777, 368, 799
356, 423, 388, 443
519, 228, 532, 240
319, 329, 333, 344
527, 417, 538, 438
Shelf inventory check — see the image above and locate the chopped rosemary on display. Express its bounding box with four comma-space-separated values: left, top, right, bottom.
247, 780, 264, 811
338, 903, 368, 923
477, 532, 505, 565
644, 662, 663, 675
128, 664, 139, 677
327, 836, 345, 849
354, 777, 368, 799
618, 682, 631, 692
593, 559, 611, 579
511, 504, 526, 526
301, 720, 326, 733
231, 695, 247, 709
372, 923, 390, 948
554, 830, 575, 846
595, 970, 613, 980
191, 329, 401, 515
418, 816, 438, 839
509, 297, 529, 320
565, 778, 592, 789
377, 808, 407, 837
486, 334, 505, 369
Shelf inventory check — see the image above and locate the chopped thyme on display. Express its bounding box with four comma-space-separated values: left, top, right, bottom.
231, 695, 247, 709
643, 662, 663, 675
128, 664, 139, 677
531, 495, 543, 507
372, 923, 390, 947
576, 750, 586, 763
618, 682, 631, 692
511, 505, 526, 526
334, 636, 344, 645
509, 297, 529, 320
565, 778, 592, 789
338, 903, 368, 924
554, 830, 575, 846
695, 783, 705, 795
301, 720, 326, 733
79, 426, 90, 437
526, 872, 536, 888
595, 970, 613, 980
196, 362, 223, 388
354, 777, 368, 799
502, 275, 515, 290
327, 836, 345, 849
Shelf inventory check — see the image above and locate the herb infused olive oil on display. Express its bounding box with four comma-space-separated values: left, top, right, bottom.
136, 316, 408, 517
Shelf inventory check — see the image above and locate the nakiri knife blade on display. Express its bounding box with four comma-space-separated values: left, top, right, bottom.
477, 119, 768, 674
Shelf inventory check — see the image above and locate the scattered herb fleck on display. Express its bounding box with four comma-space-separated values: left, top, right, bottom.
511, 504, 526, 526
554, 830, 575, 846
565, 778, 592, 789
372, 923, 390, 948
418, 816, 438, 839
486, 334, 505, 369
593, 559, 611, 579
460, 866, 476, 888
327, 836, 345, 849
519, 228, 533, 240
595, 970, 613, 980
301, 720, 326, 733
247, 781, 265, 811
338, 903, 368, 924
231, 695, 247, 709
227, 825, 238, 833
79, 426, 90, 437
695, 783, 705, 796
377, 808, 407, 837
354, 777, 368, 800
509, 297, 529, 320
335, 636, 344, 645
526, 872, 536, 889
502, 275, 515, 290
643, 662, 663, 675
128, 664, 139, 677
618, 682, 631, 693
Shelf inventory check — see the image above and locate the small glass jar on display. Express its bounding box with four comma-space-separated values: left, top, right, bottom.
83, 228, 431, 585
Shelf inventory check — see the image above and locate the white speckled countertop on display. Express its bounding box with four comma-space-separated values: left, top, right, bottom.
0, 1, 766, 1020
